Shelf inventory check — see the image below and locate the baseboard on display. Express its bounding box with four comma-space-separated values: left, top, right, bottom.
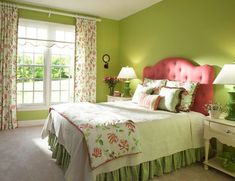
18, 119, 45, 127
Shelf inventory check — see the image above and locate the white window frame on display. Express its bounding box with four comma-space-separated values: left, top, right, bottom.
17, 19, 75, 110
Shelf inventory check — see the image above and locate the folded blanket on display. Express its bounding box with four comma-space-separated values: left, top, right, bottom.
50, 102, 141, 169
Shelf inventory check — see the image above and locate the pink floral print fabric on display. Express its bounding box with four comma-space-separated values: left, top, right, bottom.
50, 102, 141, 169
74, 18, 96, 103
0, 3, 18, 130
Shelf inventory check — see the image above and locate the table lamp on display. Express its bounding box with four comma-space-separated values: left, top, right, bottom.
117, 66, 137, 97
213, 64, 235, 121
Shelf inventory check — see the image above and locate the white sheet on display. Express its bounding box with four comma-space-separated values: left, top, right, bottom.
41, 101, 205, 181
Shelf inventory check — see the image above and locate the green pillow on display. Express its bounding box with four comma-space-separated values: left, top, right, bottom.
158, 87, 183, 112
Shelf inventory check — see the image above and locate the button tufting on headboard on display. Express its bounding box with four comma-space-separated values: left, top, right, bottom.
143, 57, 214, 115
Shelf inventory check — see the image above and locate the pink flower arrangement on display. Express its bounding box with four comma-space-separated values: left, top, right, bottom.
104, 76, 119, 95
104, 76, 119, 88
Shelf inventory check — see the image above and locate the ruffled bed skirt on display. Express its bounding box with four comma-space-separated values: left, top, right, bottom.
48, 132, 204, 181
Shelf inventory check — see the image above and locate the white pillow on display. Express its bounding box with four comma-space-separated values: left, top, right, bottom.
132, 84, 153, 103
143, 78, 167, 88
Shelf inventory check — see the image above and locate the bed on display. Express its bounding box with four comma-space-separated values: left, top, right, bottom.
41, 57, 214, 181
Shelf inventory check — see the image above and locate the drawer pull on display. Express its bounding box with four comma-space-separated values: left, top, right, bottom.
226, 130, 231, 134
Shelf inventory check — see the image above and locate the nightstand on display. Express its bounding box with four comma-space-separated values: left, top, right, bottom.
204, 117, 235, 177
107, 95, 132, 102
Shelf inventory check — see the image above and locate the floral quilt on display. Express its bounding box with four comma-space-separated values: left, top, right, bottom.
50, 102, 141, 169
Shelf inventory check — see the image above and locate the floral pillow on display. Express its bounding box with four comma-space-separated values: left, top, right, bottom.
166, 80, 199, 111
143, 78, 167, 88
158, 87, 184, 113
132, 84, 154, 103
138, 93, 161, 110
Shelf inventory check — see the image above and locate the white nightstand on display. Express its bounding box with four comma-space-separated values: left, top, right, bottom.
204, 117, 235, 177
107, 95, 132, 102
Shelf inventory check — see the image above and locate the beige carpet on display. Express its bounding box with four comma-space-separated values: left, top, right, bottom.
0, 126, 233, 181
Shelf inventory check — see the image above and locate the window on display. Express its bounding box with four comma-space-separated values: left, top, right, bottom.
17, 19, 75, 108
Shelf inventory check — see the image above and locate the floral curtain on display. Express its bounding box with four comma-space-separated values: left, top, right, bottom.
74, 18, 97, 102
0, 3, 18, 130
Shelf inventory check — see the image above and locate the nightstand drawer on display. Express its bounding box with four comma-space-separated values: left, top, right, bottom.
107, 95, 132, 102
210, 122, 235, 137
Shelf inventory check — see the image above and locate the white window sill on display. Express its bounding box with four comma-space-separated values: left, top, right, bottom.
17, 105, 49, 111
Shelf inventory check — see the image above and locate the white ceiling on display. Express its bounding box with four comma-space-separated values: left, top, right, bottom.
12, 0, 162, 20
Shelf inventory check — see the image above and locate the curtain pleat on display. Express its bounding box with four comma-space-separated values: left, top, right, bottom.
74, 18, 97, 102
0, 3, 18, 130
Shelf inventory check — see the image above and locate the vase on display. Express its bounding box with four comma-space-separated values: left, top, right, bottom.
109, 87, 115, 96
209, 110, 221, 119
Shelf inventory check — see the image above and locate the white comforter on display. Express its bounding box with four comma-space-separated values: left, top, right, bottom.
41, 101, 205, 181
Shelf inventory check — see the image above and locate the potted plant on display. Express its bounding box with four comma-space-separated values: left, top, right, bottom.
104, 76, 119, 96
204, 102, 225, 119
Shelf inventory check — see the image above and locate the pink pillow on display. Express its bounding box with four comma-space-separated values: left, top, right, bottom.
138, 94, 161, 110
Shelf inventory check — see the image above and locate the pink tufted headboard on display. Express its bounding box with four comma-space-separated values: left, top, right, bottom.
143, 57, 214, 115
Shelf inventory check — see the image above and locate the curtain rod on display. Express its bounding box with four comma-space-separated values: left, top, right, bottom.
0, 2, 102, 22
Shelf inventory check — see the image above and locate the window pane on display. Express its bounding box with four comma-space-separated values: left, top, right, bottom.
26, 27, 37, 38
37, 28, 47, 39
34, 79, 43, 91
52, 80, 60, 91
61, 79, 69, 90
34, 92, 43, 103
51, 91, 60, 103
61, 68, 70, 79
17, 81, 23, 91
34, 67, 44, 79
24, 79, 33, 91
56, 31, 64, 41
52, 67, 61, 79
23, 67, 34, 79
61, 91, 69, 102
65, 32, 74, 42
17, 53, 24, 64
24, 92, 33, 104
17, 67, 24, 79
35, 54, 44, 65
24, 53, 33, 64
17, 91, 23, 104
18, 26, 26, 37
52, 55, 65, 65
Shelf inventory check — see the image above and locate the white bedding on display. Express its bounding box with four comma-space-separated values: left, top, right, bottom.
41, 101, 205, 181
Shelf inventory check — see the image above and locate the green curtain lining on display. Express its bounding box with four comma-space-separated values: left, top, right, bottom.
48, 132, 204, 181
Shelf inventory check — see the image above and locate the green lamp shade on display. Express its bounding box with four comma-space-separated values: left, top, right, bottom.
213, 64, 235, 121
118, 66, 137, 97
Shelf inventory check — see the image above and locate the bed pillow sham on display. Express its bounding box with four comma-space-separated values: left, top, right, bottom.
166, 80, 199, 111
158, 87, 184, 113
132, 84, 154, 103
138, 93, 161, 110
143, 78, 167, 88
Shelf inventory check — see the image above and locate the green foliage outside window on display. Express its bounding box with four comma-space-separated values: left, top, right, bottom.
17, 54, 72, 82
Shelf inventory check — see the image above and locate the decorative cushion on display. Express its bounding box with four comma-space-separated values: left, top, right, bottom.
132, 84, 154, 103
138, 94, 161, 110
143, 78, 167, 88
166, 80, 199, 111
158, 87, 184, 113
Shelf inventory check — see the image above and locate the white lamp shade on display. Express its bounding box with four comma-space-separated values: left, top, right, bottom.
117, 66, 137, 79
213, 64, 235, 85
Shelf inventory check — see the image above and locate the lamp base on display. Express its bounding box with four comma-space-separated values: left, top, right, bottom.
225, 90, 235, 121
123, 80, 131, 97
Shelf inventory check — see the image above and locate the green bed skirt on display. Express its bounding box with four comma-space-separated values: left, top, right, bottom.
48, 132, 204, 181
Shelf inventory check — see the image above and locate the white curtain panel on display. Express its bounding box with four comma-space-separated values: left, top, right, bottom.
0, 3, 18, 130
74, 18, 97, 102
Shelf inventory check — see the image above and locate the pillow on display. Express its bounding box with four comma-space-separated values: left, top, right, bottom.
158, 87, 184, 113
138, 93, 161, 110
166, 80, 199, 111
143, 78, 167, 88
132, 84, 154, 103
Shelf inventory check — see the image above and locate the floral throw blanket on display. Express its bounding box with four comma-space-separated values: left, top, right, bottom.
50, 102, 141, 169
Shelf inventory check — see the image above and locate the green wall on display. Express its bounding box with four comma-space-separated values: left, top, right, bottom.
10, 0, 235, 120
15, 7, 120, 120
119, 0, 235, 104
